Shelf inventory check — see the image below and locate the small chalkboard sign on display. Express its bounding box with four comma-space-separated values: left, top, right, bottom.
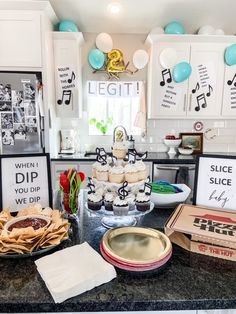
193, 154, 236, 210
0, 153, 52, 212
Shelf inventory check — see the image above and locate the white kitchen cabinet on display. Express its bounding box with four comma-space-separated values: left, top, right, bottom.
187, 43, 225, 117
221, 62, 236, 117
0, 11, 42, 67
147, 42, 190, 118
53, 32, 84, 118
146, 35, 226, 119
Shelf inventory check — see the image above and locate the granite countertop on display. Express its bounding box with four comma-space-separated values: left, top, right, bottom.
0, 205, 236, 312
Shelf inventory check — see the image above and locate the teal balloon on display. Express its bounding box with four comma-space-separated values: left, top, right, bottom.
225, 44, 236, 66
173, 62, 192, 83
88, 49, 105, 70
164, 21, 185, 34
58, 20, 79, 32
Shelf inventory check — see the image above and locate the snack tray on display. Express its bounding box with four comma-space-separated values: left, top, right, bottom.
0, 244, 58, 259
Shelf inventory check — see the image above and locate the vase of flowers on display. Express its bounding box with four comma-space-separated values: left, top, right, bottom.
59, 168, 86, 219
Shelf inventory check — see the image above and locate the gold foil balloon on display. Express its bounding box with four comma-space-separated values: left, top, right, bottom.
107, 49, 125, 73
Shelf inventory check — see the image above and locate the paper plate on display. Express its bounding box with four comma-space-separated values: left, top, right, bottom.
100, 243, 172, 272
102, 226, 172, 265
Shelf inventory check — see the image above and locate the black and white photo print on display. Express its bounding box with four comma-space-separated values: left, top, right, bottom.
1, 129, 14, 145
1, 113, 13, 129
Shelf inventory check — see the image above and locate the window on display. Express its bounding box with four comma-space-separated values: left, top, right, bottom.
87, 81, 145, 136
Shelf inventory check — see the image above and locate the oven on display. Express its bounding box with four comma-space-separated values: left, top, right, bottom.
153, 163, 196, 203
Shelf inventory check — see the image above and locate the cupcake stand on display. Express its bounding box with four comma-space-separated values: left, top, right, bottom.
86, 179, 155, 229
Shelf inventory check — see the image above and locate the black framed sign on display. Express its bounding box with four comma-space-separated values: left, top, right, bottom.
0, 153, 52, 212
193, 154, 236, 210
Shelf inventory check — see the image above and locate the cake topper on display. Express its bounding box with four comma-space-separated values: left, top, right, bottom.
128, 151, 136, 164
146, 175, 151, 183
140, 151, 148, 160
87, 177, 96, 193
111, 155, 117, 167
144, 183, 152, 195
118, 181, 129, 200
96, 147, 107, 165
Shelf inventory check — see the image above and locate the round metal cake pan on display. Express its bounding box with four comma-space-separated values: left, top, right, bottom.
102, 226, 172, 265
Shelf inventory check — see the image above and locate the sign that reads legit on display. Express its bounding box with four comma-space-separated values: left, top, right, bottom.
87, 81, 142, 98
0, 154, 52, 212
193, 155, 236, 210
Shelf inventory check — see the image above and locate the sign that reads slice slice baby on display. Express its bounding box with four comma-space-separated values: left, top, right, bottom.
194, 155, 236, 210
0, 154, 51, 212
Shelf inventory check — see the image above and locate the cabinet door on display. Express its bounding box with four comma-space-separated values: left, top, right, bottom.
0, 11, 42, 67
53, 32, 84, 118
147, 42, 190, 118
222, 62, 236, 117
187, 43, 225, 117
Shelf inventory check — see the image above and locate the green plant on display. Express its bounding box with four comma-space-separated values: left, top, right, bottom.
89, 117, 113, 135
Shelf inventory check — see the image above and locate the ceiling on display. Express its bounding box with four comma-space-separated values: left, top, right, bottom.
49, 0, 236, 35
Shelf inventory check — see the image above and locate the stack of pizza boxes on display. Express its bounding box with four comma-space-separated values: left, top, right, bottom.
165, 204, 236, 261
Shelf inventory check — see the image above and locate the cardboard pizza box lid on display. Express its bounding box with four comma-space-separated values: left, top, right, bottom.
165, 204, 236, 249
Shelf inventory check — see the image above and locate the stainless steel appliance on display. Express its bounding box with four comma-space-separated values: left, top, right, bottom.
0, 71, 44, 154
153, 163, 196, 203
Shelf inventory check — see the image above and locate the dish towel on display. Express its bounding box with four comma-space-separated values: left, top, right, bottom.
35, 242, 117, 303
134, 81, 147, 133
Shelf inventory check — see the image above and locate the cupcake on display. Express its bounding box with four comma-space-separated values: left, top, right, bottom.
135, 191, 150, 212
104, 192, 116, 211
96, 162, 109, 181
126, 193, 136, 211
135, 160, 147, 181
112, 141, 128, 160
87, 192, 103, 211
124, 163, 139, 183
108, 165, 124, 183
113, 196, 129, 216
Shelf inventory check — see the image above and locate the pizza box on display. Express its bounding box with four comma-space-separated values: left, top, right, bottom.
164, 204, 236, 261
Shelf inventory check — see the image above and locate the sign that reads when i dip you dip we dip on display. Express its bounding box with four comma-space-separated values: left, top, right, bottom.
193, 155, 236, 210
0, 154, 52, 212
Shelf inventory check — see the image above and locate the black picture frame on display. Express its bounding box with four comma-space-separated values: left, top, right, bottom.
0, 153, 52, 212
193, 154, 236, 210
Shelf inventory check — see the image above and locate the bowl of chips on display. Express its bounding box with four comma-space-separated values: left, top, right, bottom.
0, 204, 70, 256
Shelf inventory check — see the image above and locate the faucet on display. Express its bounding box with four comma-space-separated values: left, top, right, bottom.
113, 125, 128, 143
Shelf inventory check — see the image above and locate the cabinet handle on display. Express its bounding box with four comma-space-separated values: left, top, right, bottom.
183, 94, 187, 111
189, 94, 192, 111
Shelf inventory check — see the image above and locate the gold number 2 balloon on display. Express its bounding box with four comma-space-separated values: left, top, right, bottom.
107, 49, 125, 73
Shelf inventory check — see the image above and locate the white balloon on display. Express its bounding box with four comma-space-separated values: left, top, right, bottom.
132, 49, 149, 70
198, 25, 215, 35
159, 48, 177, 69
215, 28, 225, 35
149, 26, 164, 34
95, 33, 113, 53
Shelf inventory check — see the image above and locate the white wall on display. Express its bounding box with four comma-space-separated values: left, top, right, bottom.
59, 33, 236, 154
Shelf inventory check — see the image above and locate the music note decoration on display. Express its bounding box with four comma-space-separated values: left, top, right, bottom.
140, 151, 148, 160
160, 69, 172, 86
144, 183, 152, 196
227, 74, 236, 87
206, 84, 213, 97
96, 147, 107, 165
128, 151, 136, 164
192, 82, 200, 94
118, 181, 129, 200
87, 180, 95, 194
195, 93, 207, 112
57, 90, 72, 105
68, 71, 76, 84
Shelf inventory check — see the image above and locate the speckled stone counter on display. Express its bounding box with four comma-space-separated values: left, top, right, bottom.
0, 206, 236, 312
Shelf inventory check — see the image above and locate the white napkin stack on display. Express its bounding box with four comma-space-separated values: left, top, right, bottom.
35, 242, 117, 303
